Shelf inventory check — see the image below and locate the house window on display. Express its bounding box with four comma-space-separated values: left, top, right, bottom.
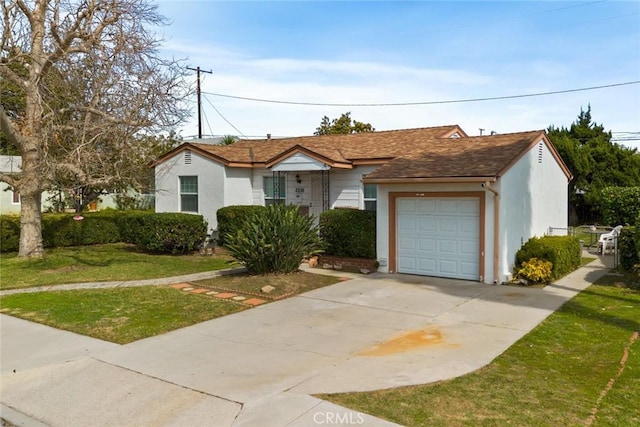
179, 176, 198, 212
11, 189, 20, 204
363, 184, 377, 211
264, 175, 285, 206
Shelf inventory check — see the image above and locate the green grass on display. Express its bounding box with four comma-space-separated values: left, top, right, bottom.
320, 277, 640, 426
0, 272, 343, 344
0, 243, 235, 290
0, 286, 246, 344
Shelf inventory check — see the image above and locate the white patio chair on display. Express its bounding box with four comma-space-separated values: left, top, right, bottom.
598, 225, 623, 254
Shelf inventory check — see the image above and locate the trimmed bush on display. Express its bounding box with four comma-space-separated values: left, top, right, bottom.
42, 213, 121, 247
216, 205, 266, 246
601, 186, 640, 226
0, 215, 20, 252
515, 236, 581, 280
319, 209, 376, 259
618, 226, 639, 272
117, 212, 207, 254
224, 204, 323, 274
1, 211, 207, 254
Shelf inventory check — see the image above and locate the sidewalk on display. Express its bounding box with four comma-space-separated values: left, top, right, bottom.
1, 254, 613, 426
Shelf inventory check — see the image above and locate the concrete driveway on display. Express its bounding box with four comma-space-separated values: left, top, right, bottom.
0, 257, 610, 426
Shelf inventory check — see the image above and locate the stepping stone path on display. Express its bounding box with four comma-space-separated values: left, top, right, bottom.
169, 283, 267, 306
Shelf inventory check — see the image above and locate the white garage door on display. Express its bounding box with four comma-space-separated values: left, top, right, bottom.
397, 197, 480, 280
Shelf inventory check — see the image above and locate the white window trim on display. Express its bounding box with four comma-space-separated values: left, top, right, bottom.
363, 183, 377, 211
179, 176, 198, 213
11, 189, 20, 205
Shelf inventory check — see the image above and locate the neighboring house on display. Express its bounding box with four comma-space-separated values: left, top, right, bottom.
152, 125, 571, 284
0, 155, 129, 213
0, 156, 24, 214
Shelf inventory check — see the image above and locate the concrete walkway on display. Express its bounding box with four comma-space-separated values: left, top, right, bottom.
1, 254, 613, 426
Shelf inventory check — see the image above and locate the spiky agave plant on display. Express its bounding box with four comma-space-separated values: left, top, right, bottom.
224, 204, 324, 274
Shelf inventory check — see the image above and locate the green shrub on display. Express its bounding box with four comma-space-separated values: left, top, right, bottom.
224, 204, 323, 274
216, 205, 266, 246
0, 215, 20, 252
1, 211, 206, 254
42, 213, 121, 247
515, 236, 581, 280
601, 187, 640, 226
123, 213, 207, 254
319, 209, 376, 259
515, 258, 553, 284
618, 226, 639, 272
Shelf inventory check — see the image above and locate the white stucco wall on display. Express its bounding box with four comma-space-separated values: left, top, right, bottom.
0, 183, 21, 214
154, 150, 225, 231
499, 138, 568, 281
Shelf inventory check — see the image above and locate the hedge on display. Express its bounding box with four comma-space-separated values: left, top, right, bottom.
0, 211, 207, 254
618, 226, 639, 272
216, 205, 266, 246
515, 235, 581, 280
601, 186, 640, 226
319, 209, 376, 259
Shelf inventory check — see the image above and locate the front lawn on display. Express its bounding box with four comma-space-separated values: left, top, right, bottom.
0, 272, 343, 343
320, 275, 640, 426
0, 243, 235, 290
0, 286, 245, 344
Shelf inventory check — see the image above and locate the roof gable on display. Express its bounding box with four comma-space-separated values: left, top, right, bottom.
363, 130, 571, 182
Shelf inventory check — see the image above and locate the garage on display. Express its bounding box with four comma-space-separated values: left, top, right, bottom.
396, 196, 480, 280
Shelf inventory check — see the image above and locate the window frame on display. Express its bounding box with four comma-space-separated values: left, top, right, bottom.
363, 183, 377, 212
263, 175, 286, 206
11, 189, 20, 205
179, 176, 198, 213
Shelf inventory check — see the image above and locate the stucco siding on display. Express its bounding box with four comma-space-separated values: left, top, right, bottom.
330, 166, 378, 209
154, 150, 224, 230
500, 138, 568, 281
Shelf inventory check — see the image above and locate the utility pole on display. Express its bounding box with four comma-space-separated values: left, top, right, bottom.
187, 66, 212, 139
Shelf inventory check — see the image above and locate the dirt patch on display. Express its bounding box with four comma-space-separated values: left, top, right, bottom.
358, 327, 455, 356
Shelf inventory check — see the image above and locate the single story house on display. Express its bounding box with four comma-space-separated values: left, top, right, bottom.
152, 125, 571, 284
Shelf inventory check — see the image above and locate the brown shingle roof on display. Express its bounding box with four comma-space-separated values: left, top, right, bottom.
152, 126, 570, 181
181, 125, 464, 166
363, 130, 552, 181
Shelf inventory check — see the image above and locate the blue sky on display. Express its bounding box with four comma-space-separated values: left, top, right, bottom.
155, 1, 640, 147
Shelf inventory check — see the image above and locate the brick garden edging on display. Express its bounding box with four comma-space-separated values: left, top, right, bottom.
315, 255, 378, 274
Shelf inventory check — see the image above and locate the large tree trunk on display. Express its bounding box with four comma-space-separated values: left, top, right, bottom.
18, 192, 44, 258
18, 142, 44, 258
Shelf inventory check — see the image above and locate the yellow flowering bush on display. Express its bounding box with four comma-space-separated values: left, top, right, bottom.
515, 258, 553, 284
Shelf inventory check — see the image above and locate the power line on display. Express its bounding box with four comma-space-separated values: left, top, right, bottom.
202, 94, 247, 138
202, 80, 640, 108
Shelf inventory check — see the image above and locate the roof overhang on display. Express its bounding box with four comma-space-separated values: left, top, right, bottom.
149, 143, 232, 168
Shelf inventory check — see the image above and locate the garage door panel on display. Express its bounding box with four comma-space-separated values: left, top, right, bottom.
417, 199, 437, 212
417, 217, 437, 232
438, 218, 457, 233
398, 199, 417, 212
458, 199, 478, 214
438, 240, 457, 255
418, 259, 437, 274
418, 238, 436, 252
398, 237, 417, 251
460, 261, 479, 276
459, 218, 478, 234
438, 259, 458, 275
397, 196, 480, 280
438, 199, 458, 214
459, 240, 478, 256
